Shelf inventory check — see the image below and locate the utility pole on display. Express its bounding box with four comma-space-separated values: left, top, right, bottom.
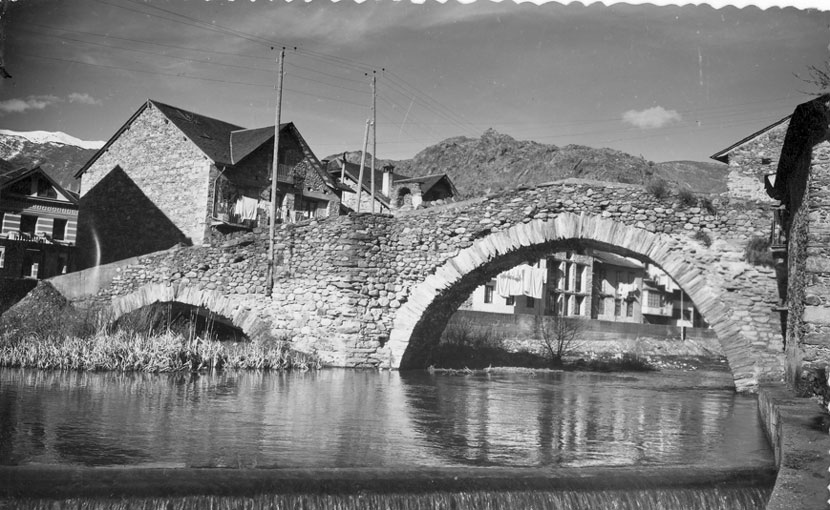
266, 47, 285, 298
370, 71, 376, 213
356, 119, 371, 213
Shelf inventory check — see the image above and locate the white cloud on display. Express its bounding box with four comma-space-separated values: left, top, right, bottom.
0, 95, 61, 115
622, 106, 682, 129
68, 93, 102, 105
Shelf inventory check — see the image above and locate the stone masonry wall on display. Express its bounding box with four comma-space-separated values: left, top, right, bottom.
77, 104, 212, 267
786, 138, 830, 388
726, 120, 789, 202
65, 178, 783, 386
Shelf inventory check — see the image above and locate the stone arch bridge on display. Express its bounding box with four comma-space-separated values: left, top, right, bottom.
48, 179, 783, 392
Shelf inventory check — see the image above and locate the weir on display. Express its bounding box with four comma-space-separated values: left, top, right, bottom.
0, 466, 774, 510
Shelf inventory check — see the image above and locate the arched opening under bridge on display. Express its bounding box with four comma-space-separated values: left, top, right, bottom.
106, 283, 273, 343
387, 214, 770, 392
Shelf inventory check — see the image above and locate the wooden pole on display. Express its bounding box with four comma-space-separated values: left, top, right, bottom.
356, 119, 371, 213
266, 48, 285, 298
371, 72, 376, 213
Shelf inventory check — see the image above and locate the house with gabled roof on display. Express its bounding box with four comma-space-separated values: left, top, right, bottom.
710, 114, 791, 202
75, 99, 343, 268
0, 164, 78, 280
325, 155, 458, 214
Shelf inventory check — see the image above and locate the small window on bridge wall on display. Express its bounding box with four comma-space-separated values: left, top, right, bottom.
112, 302, 249, 343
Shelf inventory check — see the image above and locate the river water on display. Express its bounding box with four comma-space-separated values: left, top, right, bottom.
0, 367, 775, 509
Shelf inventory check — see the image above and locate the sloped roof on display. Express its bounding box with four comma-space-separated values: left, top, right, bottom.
152, 100, 243, 165
394, 173, 459, 197
0, 165, 79, 205
76, 101, 339, 193
230, 125, 284, 165
77, 99, 243, 176
326, 157, 406, 200
710, 115, 792, 164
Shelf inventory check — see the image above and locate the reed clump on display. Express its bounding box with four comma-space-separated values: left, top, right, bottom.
0, 299, 319, 372
0, 329, 319, 372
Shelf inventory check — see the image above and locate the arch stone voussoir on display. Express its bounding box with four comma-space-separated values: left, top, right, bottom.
391, 213, 767, 392
106, 283, 268, 342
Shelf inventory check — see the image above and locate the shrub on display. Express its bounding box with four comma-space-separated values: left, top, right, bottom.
699, 196, 717, 215
744, 236, 774, 267
693, 230, 712, 247
677, 188, 697, 208
646, 179, 669, 199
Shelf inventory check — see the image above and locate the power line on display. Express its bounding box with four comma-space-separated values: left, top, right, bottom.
20, 52, 373, 108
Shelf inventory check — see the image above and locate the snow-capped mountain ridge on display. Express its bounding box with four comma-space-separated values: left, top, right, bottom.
0, 129, 104, 150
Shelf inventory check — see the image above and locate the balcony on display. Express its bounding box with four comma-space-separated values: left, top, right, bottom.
642, 303, 673, 317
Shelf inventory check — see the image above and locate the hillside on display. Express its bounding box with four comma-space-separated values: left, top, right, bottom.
328, 129, 728, 198
0, 131, 101, 193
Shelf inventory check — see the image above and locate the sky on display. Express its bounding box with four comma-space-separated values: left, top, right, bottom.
2, 0, 830, 164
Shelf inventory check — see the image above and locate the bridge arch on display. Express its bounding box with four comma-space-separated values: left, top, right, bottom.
388, 213, 767, 392
107, 283, 273, 341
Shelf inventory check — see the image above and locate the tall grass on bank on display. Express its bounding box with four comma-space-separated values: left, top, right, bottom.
0, 331, 319, 372
0, 301, 319, 372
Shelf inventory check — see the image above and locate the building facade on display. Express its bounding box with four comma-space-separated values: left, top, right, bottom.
75, 100, 342, 268
0, 166, 78, 280
460, 249, 705, 329
325, 156, 458, 215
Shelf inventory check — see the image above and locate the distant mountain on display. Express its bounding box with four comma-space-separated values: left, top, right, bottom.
327, 128, 728, 198
0, 130, 103, 193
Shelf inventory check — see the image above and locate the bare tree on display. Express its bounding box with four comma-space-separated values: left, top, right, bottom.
536, 313, 583, 365
796, 61, 830, 95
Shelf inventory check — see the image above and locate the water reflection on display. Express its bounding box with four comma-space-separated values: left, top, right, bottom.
0, 368, 772, 470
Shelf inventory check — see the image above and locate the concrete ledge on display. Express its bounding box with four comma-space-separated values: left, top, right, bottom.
0, 465, 774, 499
758, 384, 830, 510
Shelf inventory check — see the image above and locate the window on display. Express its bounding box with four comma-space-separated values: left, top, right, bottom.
626, 300, 634, 317
505, 296, 515, 306
36, 177, 57, 199
52, 219, 67, 241
647, 291, 662, 308
574, 265, 583, 292
683, 309, 692, 321
563, 262, 571, 291
614, 299, 622, 317
20, 215, 36, 236
57, 253, 68, 275
575, 296, 584, 316
616, 271, 624, 289
484, 284, 494, 304
526, 296, 535, 308
596, 296, 605, 315
0, 246, 4, 268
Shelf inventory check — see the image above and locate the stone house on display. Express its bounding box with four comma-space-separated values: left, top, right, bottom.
461, 249, 703, 327
325, 155, 458, 214
390, 174, 458, 211
75, 100, 342, 268
710, 115, 791, 202
0, 164, 78, 279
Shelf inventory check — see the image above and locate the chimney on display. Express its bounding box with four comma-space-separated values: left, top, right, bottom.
382, 164, 394, 196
